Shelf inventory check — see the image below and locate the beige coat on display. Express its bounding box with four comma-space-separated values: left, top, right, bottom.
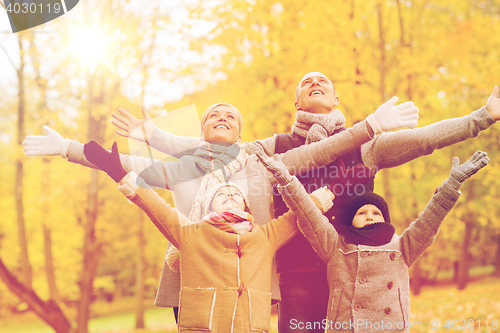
119, 174, 321, 332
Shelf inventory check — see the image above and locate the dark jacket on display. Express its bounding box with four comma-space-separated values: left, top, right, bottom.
273, 129, 374, 273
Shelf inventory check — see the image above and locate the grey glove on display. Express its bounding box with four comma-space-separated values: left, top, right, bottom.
450, 150, 489, 183
255, 150, 292, 186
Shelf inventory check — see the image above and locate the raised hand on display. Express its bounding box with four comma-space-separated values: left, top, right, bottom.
450, 150, 489, 182
255, 149, 292, 186
366, 97, 419, 135
111, 106, 154, 143
22, 126, 71, 157
486, 86, 500, 121
83, 141, 128, 182
310, 186, 335, 213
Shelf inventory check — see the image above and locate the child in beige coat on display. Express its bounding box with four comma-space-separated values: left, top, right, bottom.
83, 140, 333, 333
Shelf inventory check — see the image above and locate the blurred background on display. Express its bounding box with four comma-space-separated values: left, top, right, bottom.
0, 0, 499, 332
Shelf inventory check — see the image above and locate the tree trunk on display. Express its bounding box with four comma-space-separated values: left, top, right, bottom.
42, 158, 62, 303
409, 175, 422, 295
135, 210, 146, 329
0, 258, 73, 333
457, 181, 475, 290
409, 165, 423, 295
16, 35, 32, 290
29, 31, 64, 304
377, 3, 387, 102
76, 68, 104, 333
457, 220, 472, 290
376, 3, 393, 207
76, 168, 100, 333
493, 233, 500, 276
411, 260, 422, 295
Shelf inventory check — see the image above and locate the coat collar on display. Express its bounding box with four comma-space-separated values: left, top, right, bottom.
339, 234, 400, 255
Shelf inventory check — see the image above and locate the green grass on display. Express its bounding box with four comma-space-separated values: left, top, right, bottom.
1, 276, 499, 333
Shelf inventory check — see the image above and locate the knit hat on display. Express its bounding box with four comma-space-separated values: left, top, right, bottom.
200, 102, 243, 138
344, 192, 391, 225
201, 182, 251, 216
338, 192, 395, 246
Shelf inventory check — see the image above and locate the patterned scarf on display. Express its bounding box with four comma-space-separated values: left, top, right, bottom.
202, 208, 254, 235
188, 141, 249, 222
291, 109, 346, 144
167, 182, 250, 273
166, 207, 254, 272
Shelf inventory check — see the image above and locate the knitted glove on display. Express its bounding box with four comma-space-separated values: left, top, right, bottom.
22, 126, 72, 158
83, 140, 128, 182
366, 97, 419, 135
255, 150, 292, 186
450, 150, 489, 183
310, 186, 335, 213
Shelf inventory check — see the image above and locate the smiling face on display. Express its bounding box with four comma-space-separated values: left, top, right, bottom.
210, 185, 246, 214
202, 105, 241, 143
351, 204, 386, 228
295, 72, 339, 114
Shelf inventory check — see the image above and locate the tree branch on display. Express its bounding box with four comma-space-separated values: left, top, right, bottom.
0, 257, 73, 333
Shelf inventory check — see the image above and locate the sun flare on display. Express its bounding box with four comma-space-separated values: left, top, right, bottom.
67, 25, 110, 67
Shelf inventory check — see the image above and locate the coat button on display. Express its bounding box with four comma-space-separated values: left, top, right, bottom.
354, 304, 362, 311
385, 307, 392, 314
359, 278, 366, 284
388, 281, 394, 289
390, 252, 396, 260
361, 251, 370, 258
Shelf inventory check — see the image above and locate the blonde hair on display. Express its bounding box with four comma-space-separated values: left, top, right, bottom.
200, 102, 243, 139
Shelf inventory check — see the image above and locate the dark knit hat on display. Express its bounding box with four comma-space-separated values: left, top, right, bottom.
344, 192, 391, 225
338, 192, 394, 246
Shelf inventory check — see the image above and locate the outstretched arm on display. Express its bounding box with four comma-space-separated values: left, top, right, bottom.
119, 172, 192, 249
83, 140, 193, 248
112, 107, 200, 157
362, 86, 498, 170
23, 127, 181, 189
400, 151, 489, 267
112, 106, 278, 157
279, 97, 419, 175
